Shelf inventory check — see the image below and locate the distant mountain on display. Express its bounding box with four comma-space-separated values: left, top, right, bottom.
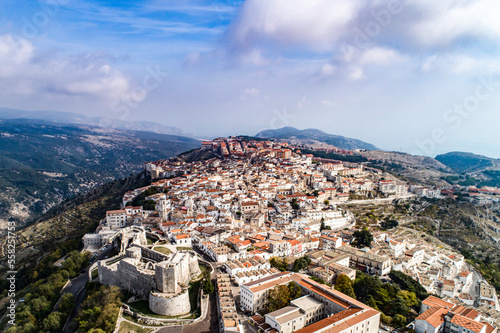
0, 118, 199, 230
0, 107, 192, 137
435, 151, 500, 173
255, 127, 378, 150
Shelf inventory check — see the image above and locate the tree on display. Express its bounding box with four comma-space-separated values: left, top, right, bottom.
320, 218, 332, 231
290, 198, 300, 210
59, 292, 75, 314
352, 227, 373, 248
381, 218, 399, 230
392, 314, 407, 327
398, 290, 418, 308
389, 271, 428, 300
292, 256, 311, 272
334, 274, 356, 298
324, 200, 330, 205
288, 282, 302, 300
268, 285, 291, 312
270, 257, 287, 271
353, 274, 382, 302
202, 270, 214, 294
42, 311, 64, 332
143, 199, 156, 211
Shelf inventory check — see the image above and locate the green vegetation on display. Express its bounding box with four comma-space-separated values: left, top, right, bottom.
334, 274, 355, 298
5, 251, 90, 333
0, 119, 199, 227
76, 284, 123, 333
353, 271, 426, 327
292, 256, 311, 272
201, 269, 214, 294
309, 275, 331, 286
442, 171, 500, 188
380, 217, 399, 230
152, 246, 172, 255
118, 321, 153, 333
351, 227, 373, 248
462, 250, 500, 292
267, 282, 302, 312
129, 187, 160, 207
389, 271, 428, 300
435, 151, 495, 173
270, 257, 288, 271
188, 280, 202, 317
0, 172, 152, 332
320, 218, 331, 231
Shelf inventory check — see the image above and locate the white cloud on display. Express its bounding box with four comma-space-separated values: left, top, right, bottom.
243, 88, 260, 97
420, 53, 500, 74
357, 47, 405, 66
0, 34, 34, 75
0, 34, 131, 101
227, 0, 500, 57
228, 0, 361, 52
348, 66, 364, 80
411, 0, 500, 46
320, 63, 336, 77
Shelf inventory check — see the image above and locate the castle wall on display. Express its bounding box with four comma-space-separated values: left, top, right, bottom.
132, 244, 170, 262
98, 258, 156, 298
155, 264, 177, 293
189, 254, 202, 278
177, 254, 190, 286
149, 289, 191, 316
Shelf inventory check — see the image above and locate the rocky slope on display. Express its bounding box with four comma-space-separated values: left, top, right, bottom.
0, 119, 199, 231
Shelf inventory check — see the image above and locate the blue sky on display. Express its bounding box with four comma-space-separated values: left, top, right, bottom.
1, 0, 500, 158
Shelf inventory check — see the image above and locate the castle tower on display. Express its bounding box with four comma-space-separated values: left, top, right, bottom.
157, 197, 171, 221
155, 262, 177, 293
188, 253, 202, 278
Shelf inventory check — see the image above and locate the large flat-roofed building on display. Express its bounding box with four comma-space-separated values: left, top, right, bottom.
291, 274, 380, 333
105, 209, 128, 229
242, 272, 380, 333
240, 272, 294, 313
265, 296, 326, 333
333, 245, 391, 276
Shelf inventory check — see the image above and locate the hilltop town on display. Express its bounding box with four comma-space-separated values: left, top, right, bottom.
81, 136, 500, 333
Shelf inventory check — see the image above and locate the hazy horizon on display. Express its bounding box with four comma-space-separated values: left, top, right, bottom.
1, 1, 499, 158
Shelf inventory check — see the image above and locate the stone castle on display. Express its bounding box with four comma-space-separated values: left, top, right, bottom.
98, 245, 201, 316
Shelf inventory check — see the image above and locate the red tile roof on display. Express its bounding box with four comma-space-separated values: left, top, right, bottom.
416, 307, 448, 328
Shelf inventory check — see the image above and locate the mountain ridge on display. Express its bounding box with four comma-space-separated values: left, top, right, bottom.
255, 126, 378, 151
0, 107, 193, 137
435, 151, 500, 173
0, 118, 199, 231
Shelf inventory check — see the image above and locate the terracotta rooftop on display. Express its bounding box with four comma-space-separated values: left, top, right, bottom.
417, 306, 448, 328
244, 272, 293, 293
295, 308, 379, 333
451, 314, 486, 333
422, 295, 455, 309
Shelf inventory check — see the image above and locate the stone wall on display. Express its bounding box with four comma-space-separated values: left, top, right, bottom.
149, 289, 191, 316
132, 244, 170, 262
98, 257, 156, 298
155, 263, 177, 293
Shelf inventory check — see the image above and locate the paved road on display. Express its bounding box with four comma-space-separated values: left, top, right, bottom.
62, 246, 113, 332
156, 289, 217, 333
